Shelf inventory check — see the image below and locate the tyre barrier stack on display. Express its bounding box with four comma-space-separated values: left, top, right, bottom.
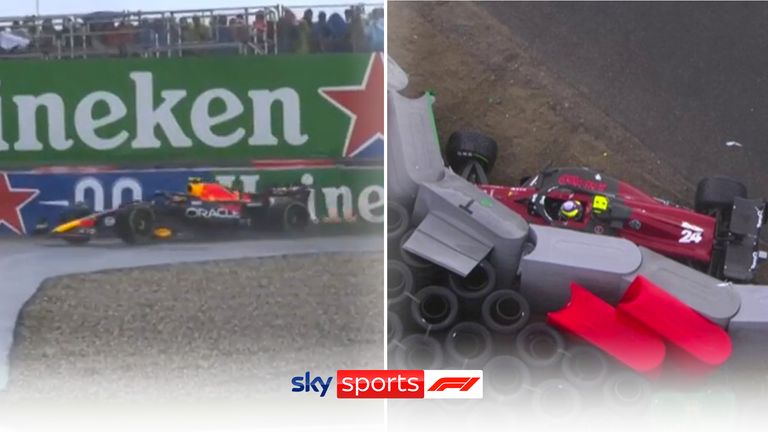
387, 200, 734, 422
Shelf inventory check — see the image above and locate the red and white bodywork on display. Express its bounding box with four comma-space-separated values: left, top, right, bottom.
480, 167, 717, 265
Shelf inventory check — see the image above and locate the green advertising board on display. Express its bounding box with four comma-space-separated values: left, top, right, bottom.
0, 53, 383, 168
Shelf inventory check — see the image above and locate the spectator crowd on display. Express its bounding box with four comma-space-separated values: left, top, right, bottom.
0, 4, 384, 58
278, 5, 384, 54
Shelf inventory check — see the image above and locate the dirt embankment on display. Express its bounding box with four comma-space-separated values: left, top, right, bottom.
389, 1, 694, 203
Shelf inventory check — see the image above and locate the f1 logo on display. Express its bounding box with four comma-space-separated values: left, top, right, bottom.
424, 370, 483, 399
428, 377, 480, 392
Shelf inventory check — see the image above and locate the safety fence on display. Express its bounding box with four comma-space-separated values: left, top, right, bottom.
0, 3, 384, 59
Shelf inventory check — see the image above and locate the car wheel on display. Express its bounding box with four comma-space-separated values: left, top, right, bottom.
115, 205, 155, 244
445, 131, 498, 175
281, 202, 310, 232
695, 176, 747, 213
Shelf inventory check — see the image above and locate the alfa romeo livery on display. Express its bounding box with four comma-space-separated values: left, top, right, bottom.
445, 131, 767, 282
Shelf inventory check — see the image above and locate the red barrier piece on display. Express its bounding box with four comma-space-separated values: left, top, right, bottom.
616, 275, 732, 367
548, 283, 666, 373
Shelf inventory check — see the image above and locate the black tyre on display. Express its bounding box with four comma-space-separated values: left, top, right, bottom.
448, 259, 496, 299
387, 201, 410, 242
603, 372, 651, 412
532, 379, 582, 422
484, 356, 531, 400
410, 285, 459, 331
444, 321, 494, 367
694, 176, 747, 213
281, 202, 310, 232
115, 205, 155, 244
515, 323, 565, 368
388, 259, 414, 305
387, 311, 403, 345
445, 131, 498, 174
561, 345, 609, 389
394, 335, 444, 370
481, 289, 531, 333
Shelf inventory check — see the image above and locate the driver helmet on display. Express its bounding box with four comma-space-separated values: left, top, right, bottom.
559, 200, 584, 221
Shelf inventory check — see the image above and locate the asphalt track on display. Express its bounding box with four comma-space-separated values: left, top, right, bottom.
482, 1, 768, 197
0, 234, 382, 390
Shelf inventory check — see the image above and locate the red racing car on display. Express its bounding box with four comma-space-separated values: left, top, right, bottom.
444, 131, 768, 282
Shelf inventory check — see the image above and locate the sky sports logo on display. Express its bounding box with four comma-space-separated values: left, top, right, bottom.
291, 370, 483, 399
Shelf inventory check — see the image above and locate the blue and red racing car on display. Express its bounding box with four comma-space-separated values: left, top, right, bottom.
47, 177, 311, 244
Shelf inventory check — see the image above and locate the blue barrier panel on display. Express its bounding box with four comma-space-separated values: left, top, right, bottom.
0, 165, 383, 235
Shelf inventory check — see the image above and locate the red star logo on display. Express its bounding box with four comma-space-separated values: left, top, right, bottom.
319, 53, 384, 158
0, 173, 39, 235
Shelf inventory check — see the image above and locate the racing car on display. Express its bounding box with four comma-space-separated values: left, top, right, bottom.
443, 131, 768, 282
49, 177, 311, 245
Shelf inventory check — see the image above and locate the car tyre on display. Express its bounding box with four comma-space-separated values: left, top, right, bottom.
387, 200, 410, 243
281, 202, 310, 232
115, 205, 155, 244
695, 176, 747, 213
445, 131, 498, 175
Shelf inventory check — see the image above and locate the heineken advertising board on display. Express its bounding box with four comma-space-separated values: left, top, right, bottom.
0, 164, 383, 236
0, 53, 383, 168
